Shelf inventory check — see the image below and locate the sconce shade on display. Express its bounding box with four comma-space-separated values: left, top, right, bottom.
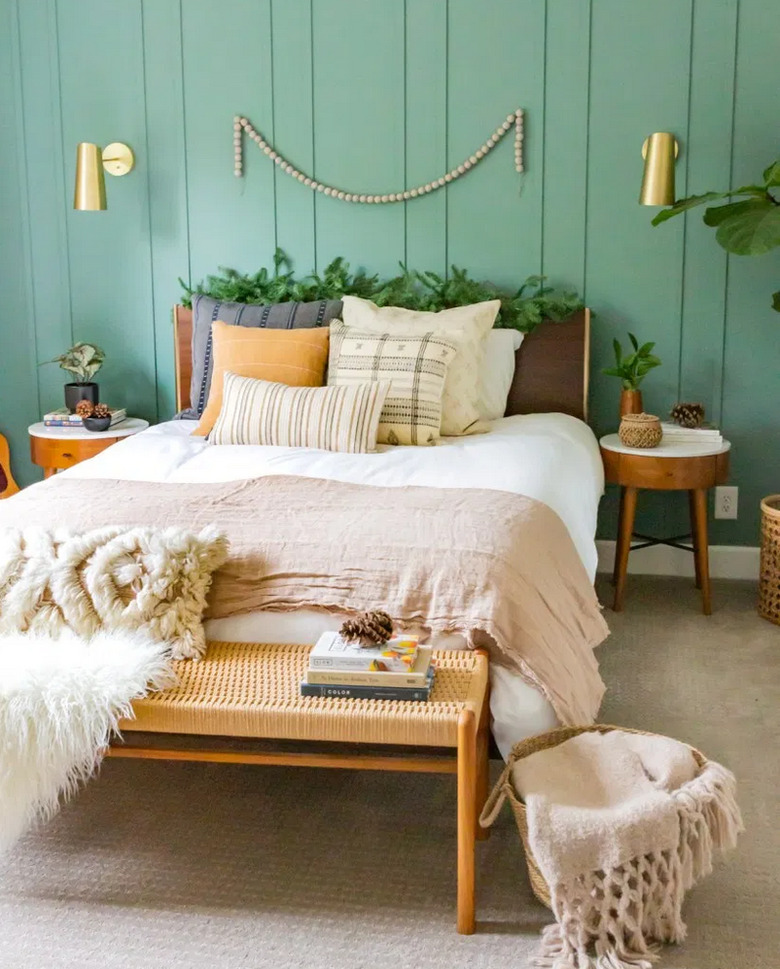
74, 142, 106, 210
639, 132, 679, 206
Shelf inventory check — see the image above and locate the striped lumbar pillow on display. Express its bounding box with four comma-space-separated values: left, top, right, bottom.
327, 320, 460, 446
209, 372, 390, 453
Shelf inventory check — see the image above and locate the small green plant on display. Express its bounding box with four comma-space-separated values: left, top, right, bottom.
652, 156, 780, 312
45, 342, 105, 383
179, 249, 583, 333
602, 333, 661, 390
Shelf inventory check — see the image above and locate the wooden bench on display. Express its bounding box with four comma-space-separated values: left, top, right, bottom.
109, 642, 490, 934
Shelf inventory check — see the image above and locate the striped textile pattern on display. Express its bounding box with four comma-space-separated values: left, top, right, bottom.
328, 321, 459, 446
186, 296, 343, 420
209, 373, 390, 453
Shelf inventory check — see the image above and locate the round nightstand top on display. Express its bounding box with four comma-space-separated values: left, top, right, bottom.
599, 433, 731, 459
28, 418, 149, 440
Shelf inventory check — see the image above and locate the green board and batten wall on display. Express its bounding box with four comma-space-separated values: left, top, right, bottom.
1, 0, 778, 545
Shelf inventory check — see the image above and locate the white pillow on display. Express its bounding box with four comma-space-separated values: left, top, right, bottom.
477, 330, 524, 421
341, 295, 500, 436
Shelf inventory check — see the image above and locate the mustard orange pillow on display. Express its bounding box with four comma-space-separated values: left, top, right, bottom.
193, 321, 330, 436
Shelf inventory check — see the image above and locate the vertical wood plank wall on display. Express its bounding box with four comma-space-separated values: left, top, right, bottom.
1, 0, 777, 546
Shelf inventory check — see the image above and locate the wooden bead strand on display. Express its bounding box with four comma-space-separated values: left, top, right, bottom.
232, 108, 525, 199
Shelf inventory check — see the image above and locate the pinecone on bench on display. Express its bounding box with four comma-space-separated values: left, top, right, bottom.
340, 610, 394, 646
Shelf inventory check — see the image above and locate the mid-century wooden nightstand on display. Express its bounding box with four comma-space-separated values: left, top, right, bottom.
28, 418, 149, 478
600, 434, 731, 615
0, 432, 20, 498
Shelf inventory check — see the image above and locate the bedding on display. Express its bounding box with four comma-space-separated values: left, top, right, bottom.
210, 373, 389, 452
328, 321, 460, 445
194, 321, 330, 436
341, 295, 500, 436
187, 294, 342, 419
0, 473, 607, 725
479, 329, 524, 421
53, 414, 604, 753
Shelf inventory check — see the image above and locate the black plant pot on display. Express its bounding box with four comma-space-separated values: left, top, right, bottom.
64, 382, 99, 413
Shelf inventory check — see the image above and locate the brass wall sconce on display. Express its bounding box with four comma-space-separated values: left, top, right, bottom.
73, 142, 135, 211
639, 132, 679, 206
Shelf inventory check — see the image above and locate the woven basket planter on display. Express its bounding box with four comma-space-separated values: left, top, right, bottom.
618, 412, 662, 449
759, 495, 780, 625
479, 724, 706, 909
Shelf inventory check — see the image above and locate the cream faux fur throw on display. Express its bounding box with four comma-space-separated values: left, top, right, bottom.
0, 525, 228, 660
0, 629, 173, 854
503, 730, 743, 969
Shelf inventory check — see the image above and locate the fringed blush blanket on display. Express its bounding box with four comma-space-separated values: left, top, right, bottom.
511, 731, 743, 968
0, 474, 609, 724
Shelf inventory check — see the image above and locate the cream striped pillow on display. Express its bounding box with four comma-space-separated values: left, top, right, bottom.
209, 372, 390, 453
328, 321, 460, 446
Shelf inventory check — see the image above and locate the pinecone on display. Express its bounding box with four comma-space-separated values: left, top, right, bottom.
92, 402, 111, 419
670, 402, 705, 428
75, 399, 94, 418
340, 610, 394, 646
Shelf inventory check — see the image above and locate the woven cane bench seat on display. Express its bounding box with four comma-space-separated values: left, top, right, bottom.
120, 641, 489, 749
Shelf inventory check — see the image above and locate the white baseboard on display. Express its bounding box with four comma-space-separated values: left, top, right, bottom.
596, 540, 760, 581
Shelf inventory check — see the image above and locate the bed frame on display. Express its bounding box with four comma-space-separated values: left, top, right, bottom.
172, 305, 591, 421
109, 305, 591, 933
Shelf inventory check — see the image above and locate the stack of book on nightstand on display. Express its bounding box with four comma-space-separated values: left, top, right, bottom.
43, 407, 127, 428
660, 422, 723, 446
301, 631, 434, 701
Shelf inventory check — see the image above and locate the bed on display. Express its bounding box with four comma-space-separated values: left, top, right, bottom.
55, 306, 604, 757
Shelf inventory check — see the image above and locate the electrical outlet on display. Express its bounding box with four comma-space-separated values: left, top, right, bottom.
714, 486, 738, 520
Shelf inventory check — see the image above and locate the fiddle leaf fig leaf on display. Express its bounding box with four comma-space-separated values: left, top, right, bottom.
714, 202, 780, 255
651, 192, 726, 225
772, 290, 780, 312
703, 198, 770, 227
762, 160, 780, 187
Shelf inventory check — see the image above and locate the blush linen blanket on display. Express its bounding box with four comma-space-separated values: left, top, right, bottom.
0, 474, 608, 724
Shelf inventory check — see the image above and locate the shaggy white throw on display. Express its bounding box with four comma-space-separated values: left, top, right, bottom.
512, 731, 743, 969
0, 630, 173, 854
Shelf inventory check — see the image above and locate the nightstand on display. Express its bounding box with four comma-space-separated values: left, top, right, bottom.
600, 434, 731, 615
0, 432, 20, 498
29, 418, 149, 478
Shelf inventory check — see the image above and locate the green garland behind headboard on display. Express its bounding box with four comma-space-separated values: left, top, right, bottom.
180, 249, 583, 333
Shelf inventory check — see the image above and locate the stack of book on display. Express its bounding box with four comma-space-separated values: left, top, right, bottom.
660, 422, 723, 446
301, 631, 434, 701
44, 407, 127, 428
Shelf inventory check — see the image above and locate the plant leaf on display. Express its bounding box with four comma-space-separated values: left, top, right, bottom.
714, 201, 780, 255
772, 290, 780, 312
703, 198, 771, 227
651, 192, 727, 225
763, 160, 780, 187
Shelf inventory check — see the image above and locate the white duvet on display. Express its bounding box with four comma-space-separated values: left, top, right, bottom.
63, 414, 605, 756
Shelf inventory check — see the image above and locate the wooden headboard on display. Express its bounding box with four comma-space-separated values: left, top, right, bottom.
172, 305, 590, 421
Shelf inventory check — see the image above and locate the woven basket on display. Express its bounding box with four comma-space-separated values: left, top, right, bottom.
478, 724, 706, 909
618, 412, 662, 449
759, 495, 780, 625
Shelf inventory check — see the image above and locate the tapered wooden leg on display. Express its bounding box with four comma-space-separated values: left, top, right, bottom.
613, 486, 638, 611
474, 674, 490, 842
688, 491, 702, 589
457, 708, 477, 934
613, 487, 626, 585
690, 488, 712, 615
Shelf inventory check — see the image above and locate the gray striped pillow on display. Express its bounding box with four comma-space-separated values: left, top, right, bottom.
209, 372, 390, 453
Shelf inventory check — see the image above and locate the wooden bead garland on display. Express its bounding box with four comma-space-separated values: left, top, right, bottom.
233, 108, 525, 200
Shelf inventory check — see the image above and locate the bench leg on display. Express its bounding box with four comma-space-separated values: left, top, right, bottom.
475, 675, 490, 843
457, 708, 477, 934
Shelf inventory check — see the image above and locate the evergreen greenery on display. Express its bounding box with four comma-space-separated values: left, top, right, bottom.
180, 249, 583, 332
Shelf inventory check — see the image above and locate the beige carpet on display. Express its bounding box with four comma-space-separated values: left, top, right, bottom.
0, 577, 777, 968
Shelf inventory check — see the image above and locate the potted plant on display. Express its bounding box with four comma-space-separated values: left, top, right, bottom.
651, 156, 780, 312
45, 342, 105, 413
602, 333, 662, 416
